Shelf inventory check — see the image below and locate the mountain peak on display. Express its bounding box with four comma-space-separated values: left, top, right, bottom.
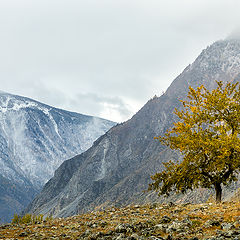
25, 39, 240, 221
166, 39, 240, 98
0, 93, 115, 222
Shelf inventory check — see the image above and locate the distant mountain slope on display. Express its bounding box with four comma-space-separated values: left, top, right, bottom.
0, 92, 115, 222
26, 39, 240, 218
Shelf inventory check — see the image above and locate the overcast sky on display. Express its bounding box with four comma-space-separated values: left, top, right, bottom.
0, 0, 239, 122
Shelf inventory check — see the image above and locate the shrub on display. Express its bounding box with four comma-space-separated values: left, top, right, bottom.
11, 213, 45, 225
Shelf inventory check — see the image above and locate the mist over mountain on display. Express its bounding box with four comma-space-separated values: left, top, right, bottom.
24, 39, 240, 219
0, 92, 115, 222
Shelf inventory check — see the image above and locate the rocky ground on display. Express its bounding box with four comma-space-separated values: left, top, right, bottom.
0, 201, 240, 240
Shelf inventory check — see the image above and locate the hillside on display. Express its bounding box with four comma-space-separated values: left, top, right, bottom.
25, 39, 240, 219
0, 92, 115, 222
1, 201, 240, 239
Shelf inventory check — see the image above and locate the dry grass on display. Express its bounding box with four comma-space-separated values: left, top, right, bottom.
0, 201, 239, 239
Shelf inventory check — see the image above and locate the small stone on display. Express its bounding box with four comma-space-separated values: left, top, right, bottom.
160, 215, 171, 224
89, 233, 98, 239
129, 233, 139, 240
115, 223, 128, 233
154, 224, 166, 232
182, 218, 193, 226
148, 237, 164, 240
84, 229, 91, 236
204, 219, 221, 228
91, 223, 97, 228
167, 221, 186, 233
221, 222, 235, 231
141, 228, 151, 237
115, 233, 126, 240
19, 231, 28, 237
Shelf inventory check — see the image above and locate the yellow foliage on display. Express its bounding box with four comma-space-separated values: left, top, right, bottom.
11, 213, 46, 225
150, 81, 240, 203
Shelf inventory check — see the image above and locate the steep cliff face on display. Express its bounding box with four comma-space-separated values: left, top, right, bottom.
0, 92, 115, 222
26, 39, 240, 218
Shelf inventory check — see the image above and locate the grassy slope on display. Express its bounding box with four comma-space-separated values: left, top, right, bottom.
0, 201, 240, 239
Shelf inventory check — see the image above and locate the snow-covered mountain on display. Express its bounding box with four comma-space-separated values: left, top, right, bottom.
25, 39, 240, 219
0, 92, 115, 222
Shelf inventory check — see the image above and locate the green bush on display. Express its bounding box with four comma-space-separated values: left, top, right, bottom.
12, 213, 20, 224
11, 213, 45, 224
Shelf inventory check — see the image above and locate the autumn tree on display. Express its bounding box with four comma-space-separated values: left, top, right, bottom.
149, 81, 240, 203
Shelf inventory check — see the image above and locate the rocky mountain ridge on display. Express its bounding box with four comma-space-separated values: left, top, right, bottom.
0, 92, 115, 222
26, 38, 240, 219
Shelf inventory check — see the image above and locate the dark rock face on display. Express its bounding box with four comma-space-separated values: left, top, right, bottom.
0, 174, 36, 223
26, 39, 240, 218
0, 92, 115, 222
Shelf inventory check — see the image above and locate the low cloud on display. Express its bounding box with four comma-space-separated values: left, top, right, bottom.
226, 27, 240, 40
18, 80, 133, 122
0, 0, 240, 122
71, 93, 133, 122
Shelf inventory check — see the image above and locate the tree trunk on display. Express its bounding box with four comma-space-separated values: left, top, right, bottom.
214, 182, 222, 203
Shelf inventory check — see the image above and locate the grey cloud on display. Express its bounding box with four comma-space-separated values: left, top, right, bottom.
18, 79, 132, 122
0, 0, 240, 121
227, 27, 240, 40
71, 93, 132, 123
